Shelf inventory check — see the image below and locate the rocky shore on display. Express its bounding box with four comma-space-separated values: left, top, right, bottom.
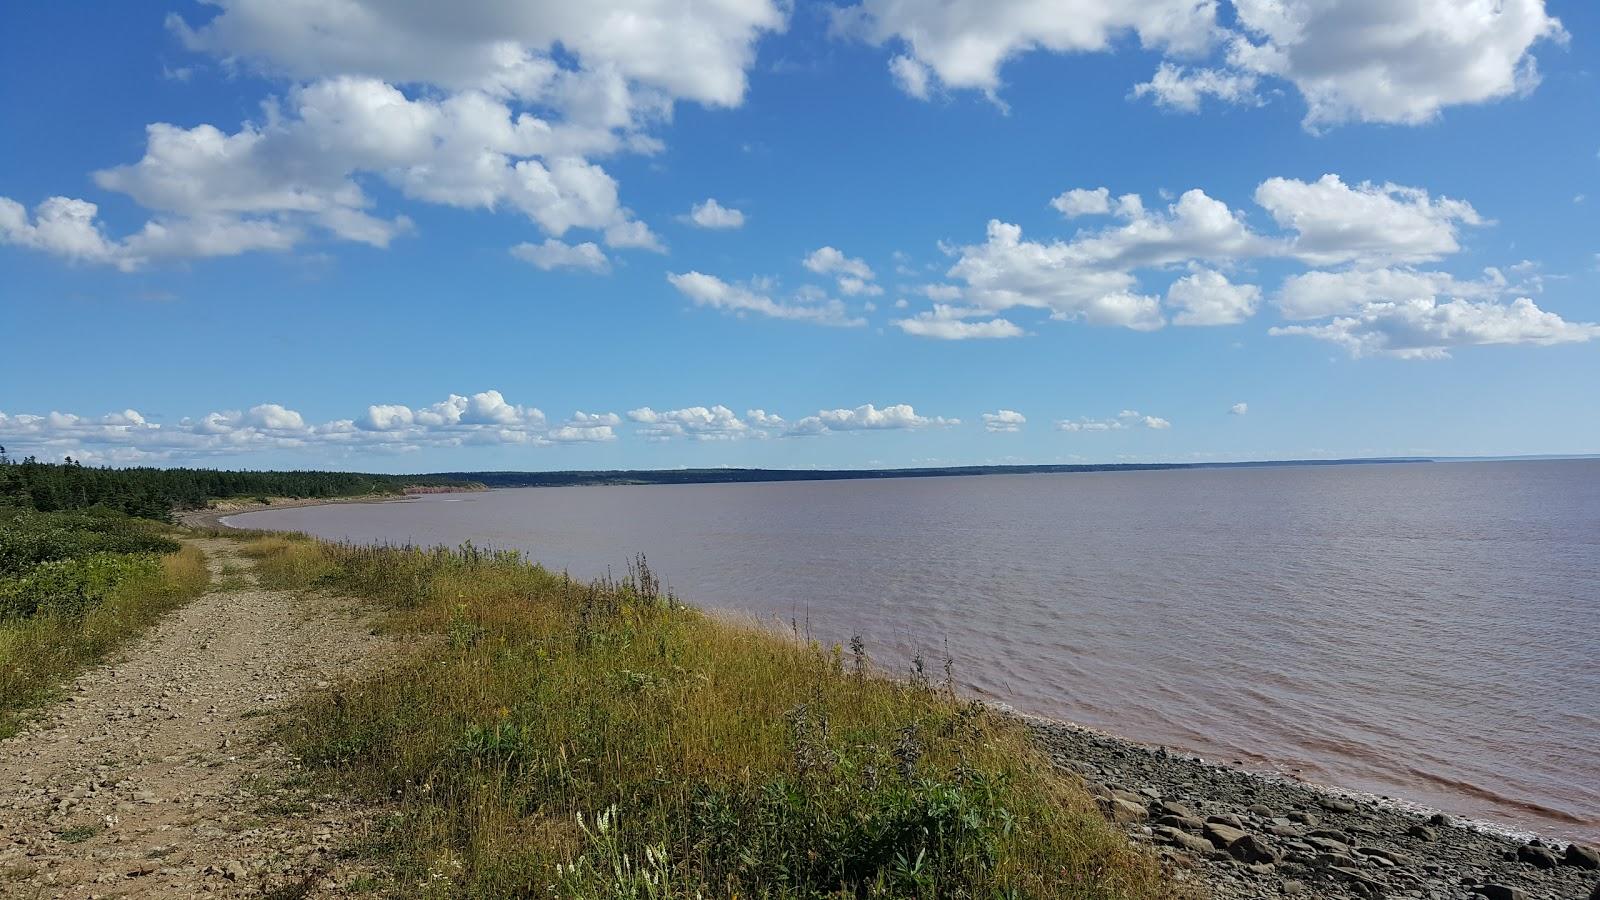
1026, 718, 1598, 900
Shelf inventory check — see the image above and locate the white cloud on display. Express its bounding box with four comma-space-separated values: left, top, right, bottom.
1132, 63, 1260, 112
170, 0, 785, 110
510, 238, 610, 273
13, 1, 783, 268
839, 0, 1564, 129
803, 245, 882, 296
1050, 187, 1111, 218
1057, 410, 1172, 432
627, 405, 767, 441
685, 198, 746, 229
944, 187, 1267, 331
0, 196, 128, 268
982, 409, 1026, 433
837, 0, 1218, 97
1274, 266, 1511, 319
1256, 174, 1484, 266
1228, 0, 1565, 129
788, 403, 958, 436
889, 54, 932, 99
667, 271, 865, 326
1166, 268, 1261, 325
893, 305, 1025, 340
1229, 402, 1248, 416
1270, 297, 1600, 359
0, 389, 618, 463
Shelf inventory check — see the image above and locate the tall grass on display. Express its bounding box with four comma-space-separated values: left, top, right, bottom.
0, 544, 209, 736
252, 536, 1179, 899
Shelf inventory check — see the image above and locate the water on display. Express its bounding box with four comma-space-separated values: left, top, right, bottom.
230, 460, 1600, 841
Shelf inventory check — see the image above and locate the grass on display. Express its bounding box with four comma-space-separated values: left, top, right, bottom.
0, 507, 211, 737
246, 534, 1179, 899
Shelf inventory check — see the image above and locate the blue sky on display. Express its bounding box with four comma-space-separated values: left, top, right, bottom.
2, 1, 1597, 472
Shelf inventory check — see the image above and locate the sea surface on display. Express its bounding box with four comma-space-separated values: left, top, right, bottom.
230, 460, 1600, 841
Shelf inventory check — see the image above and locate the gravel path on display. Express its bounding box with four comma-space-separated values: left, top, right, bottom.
0, 539, 391, 898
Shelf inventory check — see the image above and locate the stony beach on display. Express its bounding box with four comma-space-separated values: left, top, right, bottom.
1027, 717, 1599, 900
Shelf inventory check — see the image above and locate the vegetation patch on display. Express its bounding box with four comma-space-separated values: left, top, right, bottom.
252, 537, 1177, 899
0, 506, 210, 736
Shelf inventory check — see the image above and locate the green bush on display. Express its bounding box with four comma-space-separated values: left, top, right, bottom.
0, 552, 161, 620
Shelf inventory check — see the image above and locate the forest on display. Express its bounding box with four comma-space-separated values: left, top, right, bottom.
0, 450, 471, 520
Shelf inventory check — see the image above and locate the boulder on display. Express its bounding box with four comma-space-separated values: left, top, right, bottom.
1154, 800, 1198, 820
1156, 815, 1204, 832
1109, 798, 1148, 823
1471, 886, 1526, 900
1153, 825, 1213, 855
1203, 821, 1250, 849
1246, 803, 1275, 818
1230, 833, 1281, 865
1287, 810, 1320, 826
1517, 843, 1559, 869
1407, 824, 1437, 841
1566, 843, 1600, 870
1206, 813, 1244, 829
1321, 796, 1357, 814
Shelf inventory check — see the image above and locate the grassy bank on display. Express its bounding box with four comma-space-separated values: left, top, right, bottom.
0, 508, 210, 736
242, 534, 1178, 899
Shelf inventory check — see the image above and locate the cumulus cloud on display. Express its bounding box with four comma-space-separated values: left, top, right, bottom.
0, 389, 621, 463
836, 0, 1217, 98
803, 246, 882, 296
1274, 266, 1516, 320
1229, 402, 1248, 416
627, 405, 767, 441
940, 187, 1267, 332
1049, 187, 1111, 218
685, 198, 746, 229
982, 409, 1026, 433
1056, 410, 1172, 432
1166, 268, 1261, 326
510, 238, 610, 273
10, 2, 784, 268
787, 403, 958, 436
1256, 174, 1484, 266
893, 305, 1024, 339
1227, 0, 1565, 129
1270, 297, 1600, 359
1132, 63, 1260, 112
838, 0, 1564, 129
667, 271, 865, 327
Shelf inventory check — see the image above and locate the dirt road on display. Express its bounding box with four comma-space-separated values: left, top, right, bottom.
0, 538, 390, 898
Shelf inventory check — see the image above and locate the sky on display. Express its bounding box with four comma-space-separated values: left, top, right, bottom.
2, 0, 1598, 473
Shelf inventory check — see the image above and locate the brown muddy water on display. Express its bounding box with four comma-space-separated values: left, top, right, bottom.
229, 459, 1600, 841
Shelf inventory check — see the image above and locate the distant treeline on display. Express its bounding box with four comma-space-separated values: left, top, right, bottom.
431, 458, 1433, 489
0, 451, 472, 520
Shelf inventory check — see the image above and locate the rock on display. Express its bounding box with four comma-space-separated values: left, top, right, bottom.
1426, 812, 1450, 826
1207, 813, 1244, 829
1307, 828, 1352, 845
1590, 882, 1600, 900
1246, 803, 1275, 818
1157, 814, 1204, 832
1358, 846, 1409, 867
1204, 821, 1250, 849
1154, 800, 1198, 820
1471, 886, 1526, 900
1153, 825, 1213, 854
1516, 843, 1559, 868
1265, 822, 1303, 838
1321, 796, 1357, 814
1281, 879, 1305, 895
1407, 824, 1437, 841
1230, 833, 1281, 865
1287, 810, 1319, 826
1566, 843, 1600, 870
1108, 798, 1147, 823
